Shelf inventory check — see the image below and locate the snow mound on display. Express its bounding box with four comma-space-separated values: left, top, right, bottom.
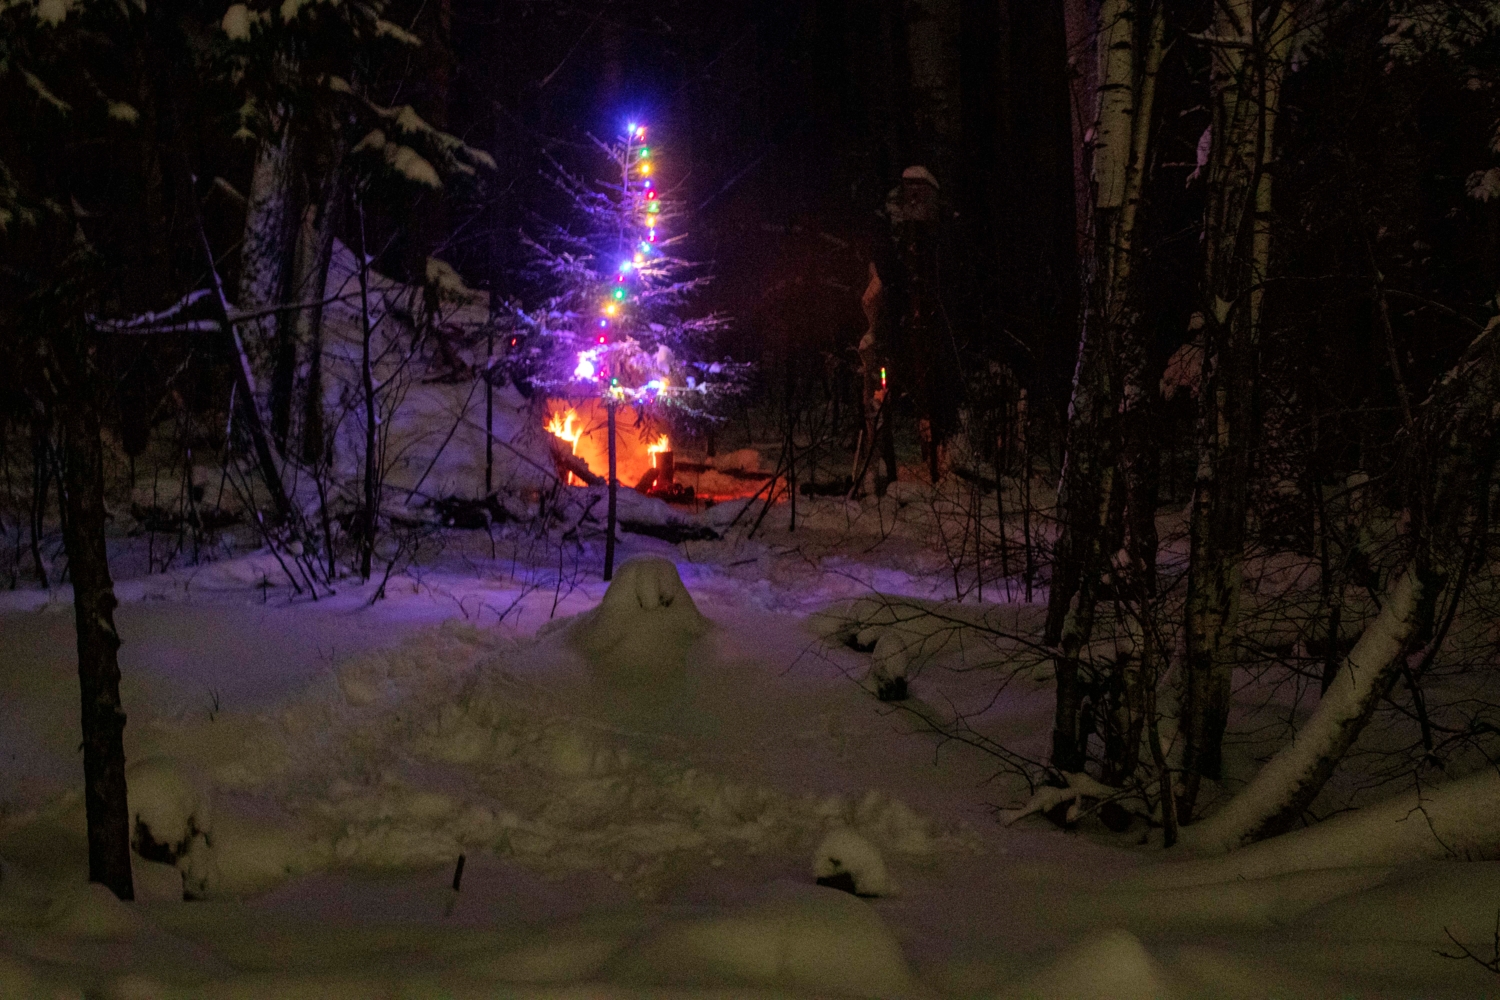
606, 880, 921, 998
566, 556, 710, 682
866, 629, 917, 698
2, 620, 967, 906
126, 758, 213, 898
0, 955, 43, 1000
130, 856, 186, 904
227, 627, 967, 898
1018, 929, 1172, 1000
814, 827, 894, 897
811, 595, 1042, 694
45, 881, 142, 938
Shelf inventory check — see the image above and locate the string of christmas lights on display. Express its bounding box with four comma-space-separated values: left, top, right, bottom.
507, 116, 739, 422
571, 122, 677, 406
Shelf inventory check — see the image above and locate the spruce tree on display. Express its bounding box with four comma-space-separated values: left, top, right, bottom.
511, 122, 744, 578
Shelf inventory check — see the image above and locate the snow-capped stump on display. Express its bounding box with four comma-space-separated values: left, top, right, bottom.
567, 556, 709, 682
813, 827, 894, 897
999, 771, 1121, 829
813, 595, 998, 701
126, 758, 215, 899
869, 631, 912, 702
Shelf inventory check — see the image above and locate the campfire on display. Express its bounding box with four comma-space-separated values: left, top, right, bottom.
545, 409, 584, 485
646, 434, 673, 485
543, 401, 692, 501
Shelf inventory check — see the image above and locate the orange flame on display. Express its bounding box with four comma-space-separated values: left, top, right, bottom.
546, 409, 581, 450
647, 434, 670, 468
546, 409, 583, 485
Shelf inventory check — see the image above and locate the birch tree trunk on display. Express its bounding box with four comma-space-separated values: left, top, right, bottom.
1184, 319, 1500, 851
188, 183, 295, 527
239, 126, 295, 389
1061, 0, 1100, 261
286, 167, 342, 465
1047, 0, 1164, 774
1179, 0, 1295, 817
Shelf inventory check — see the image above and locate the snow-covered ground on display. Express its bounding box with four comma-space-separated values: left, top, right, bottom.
2, 492, 1497, 999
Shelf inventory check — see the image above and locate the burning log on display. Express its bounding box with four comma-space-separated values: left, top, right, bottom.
636, 434, 693, 501
647, 434, 674, 487
549, 437, 604, 487
545, 408, 604, 486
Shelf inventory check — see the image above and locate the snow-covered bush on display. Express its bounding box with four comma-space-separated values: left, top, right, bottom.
125, 759, 214, 899
813, 827, 894, 897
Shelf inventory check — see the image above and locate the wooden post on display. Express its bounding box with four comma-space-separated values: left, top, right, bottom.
604, 401, 618, 581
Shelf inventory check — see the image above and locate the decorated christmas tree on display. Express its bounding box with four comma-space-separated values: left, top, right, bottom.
509, 122, 743, 577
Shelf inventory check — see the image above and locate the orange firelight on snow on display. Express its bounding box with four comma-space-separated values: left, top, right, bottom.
647, 434, 671, 467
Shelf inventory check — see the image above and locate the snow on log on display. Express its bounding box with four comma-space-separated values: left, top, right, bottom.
1146, 767, 1500, 888
1183, 564, 1425, 854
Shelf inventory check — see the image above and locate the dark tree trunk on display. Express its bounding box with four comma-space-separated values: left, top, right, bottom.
356, 196, 378, 582
30, 420, 50, 588
57, 395, 133, 902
